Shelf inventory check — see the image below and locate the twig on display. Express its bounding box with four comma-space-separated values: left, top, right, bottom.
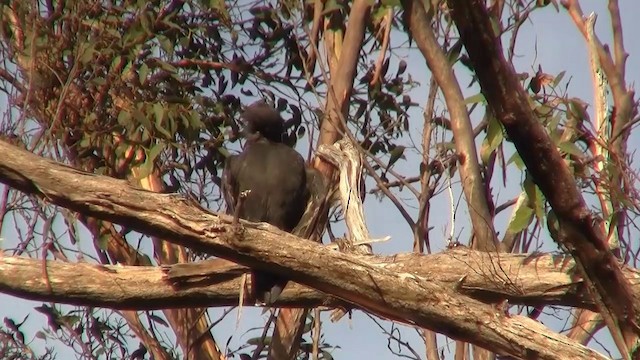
369, 8, 393, 87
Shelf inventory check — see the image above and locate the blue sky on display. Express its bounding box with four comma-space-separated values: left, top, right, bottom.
2, 2, 640, 359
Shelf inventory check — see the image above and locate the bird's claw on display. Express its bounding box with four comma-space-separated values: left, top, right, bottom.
231, 190, 251, 234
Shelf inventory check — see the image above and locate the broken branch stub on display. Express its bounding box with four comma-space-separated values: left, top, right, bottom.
318, 139, 385, 254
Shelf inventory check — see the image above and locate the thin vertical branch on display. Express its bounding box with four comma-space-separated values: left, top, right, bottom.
414, 78, 438, 254
417, 79, 440, 360
608, 0, 627, 79
401, 0, 498, 252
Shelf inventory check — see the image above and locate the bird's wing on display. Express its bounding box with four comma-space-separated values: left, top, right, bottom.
221, 154, 239, 215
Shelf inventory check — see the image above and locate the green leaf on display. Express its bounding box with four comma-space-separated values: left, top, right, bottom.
139, 62, 149, 84
98, 231, 110, 251
60, 315, 81, 326
551, 113, 562, 128
218, 147, 231, 158
136, 155, 153, 179
110, 55, 122, 72
486, 115, 504, 151
147, 143, 164, 164
157, 60, 177, 74
321, 351, 334, 360
84, 112, 98, 125
465, 92, 485, 104
507, 152, 525, 170
534, 186, 545, 221
388, 145, 406, 167
132, 108, 151, 131
189, 109, 204, 129
153, 103, 165, 123
480, 139, 492, 164
523, 174, 537, 207
546, 209, 560, 243
523, 174, 545, 221
158, 35, 174, 57
371, 7, 387, 27
91, 77, 106, 86
155, 113, 172, 139
489, 16, 501, 36
246, 336, 271, 345
558, 141, 583, 157
209, 0, 229, 22
552, 71, 566, 88
507, 197, 534, 233
78, 44, 95, 65
447, 40, 463, 65
140, 11, 153, 35
535, 104, 553, 117
381, 0, 400, 6
117, 110, 132, 126
323, 0, 344, 13
568, 98, 588, 121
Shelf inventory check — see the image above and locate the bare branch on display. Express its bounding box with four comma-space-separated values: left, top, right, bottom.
318, 140, 375, 253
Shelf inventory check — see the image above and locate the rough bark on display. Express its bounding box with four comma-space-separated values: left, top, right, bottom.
4, 250, 640, 312
0, 140, 613, 359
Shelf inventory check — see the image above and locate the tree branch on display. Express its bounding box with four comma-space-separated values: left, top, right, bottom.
0, 140, 607, 359
447, 0, 640, 352
4, 249, 640, 312
402, 0, 498, 252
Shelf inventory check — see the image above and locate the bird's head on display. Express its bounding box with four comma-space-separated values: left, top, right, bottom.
241, 101, 285, 143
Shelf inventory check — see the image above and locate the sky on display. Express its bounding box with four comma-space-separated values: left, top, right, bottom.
2, 1, 640, 359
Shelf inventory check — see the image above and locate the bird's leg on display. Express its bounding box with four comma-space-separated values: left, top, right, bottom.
232, 190, 251, 233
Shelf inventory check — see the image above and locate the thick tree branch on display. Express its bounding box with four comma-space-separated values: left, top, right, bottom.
447, 0, 640, 352
4, 250, 640, 312
0, 140, 607, 359
0, 255, 338, 309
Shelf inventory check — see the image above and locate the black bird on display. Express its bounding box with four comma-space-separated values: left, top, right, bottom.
222, 102, 314, 305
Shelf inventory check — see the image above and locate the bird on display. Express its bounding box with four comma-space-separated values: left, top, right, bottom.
222, 101, 321, 305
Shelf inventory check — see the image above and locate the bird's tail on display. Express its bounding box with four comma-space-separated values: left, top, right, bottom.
252, 271, 288, 305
